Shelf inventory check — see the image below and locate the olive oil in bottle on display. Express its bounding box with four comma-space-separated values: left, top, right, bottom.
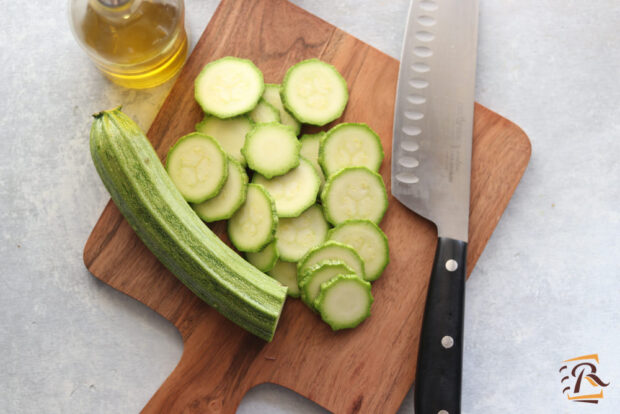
69, 0, 187, 89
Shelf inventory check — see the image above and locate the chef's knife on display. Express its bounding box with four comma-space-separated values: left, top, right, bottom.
391, 0, 479, 413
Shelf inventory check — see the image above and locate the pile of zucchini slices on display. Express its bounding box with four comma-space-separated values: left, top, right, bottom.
168, 56, 389, 331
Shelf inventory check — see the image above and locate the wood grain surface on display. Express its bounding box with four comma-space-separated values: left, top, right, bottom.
83, 0, 531, 412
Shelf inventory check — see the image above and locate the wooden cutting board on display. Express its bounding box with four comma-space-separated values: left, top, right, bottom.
83, 0, 531, 412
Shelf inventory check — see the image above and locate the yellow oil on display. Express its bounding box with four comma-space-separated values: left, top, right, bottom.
78, 0, 187, 89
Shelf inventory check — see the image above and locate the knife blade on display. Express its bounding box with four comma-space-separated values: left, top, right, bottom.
391, 0, 479, 413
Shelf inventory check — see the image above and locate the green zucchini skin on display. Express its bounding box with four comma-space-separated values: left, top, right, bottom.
90, 108, 287, 341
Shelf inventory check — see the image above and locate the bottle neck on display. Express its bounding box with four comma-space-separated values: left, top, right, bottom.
97, 0, 131, 7
88, 0, 141, 23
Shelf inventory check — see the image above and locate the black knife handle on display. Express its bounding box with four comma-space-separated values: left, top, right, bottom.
414, 237, 467, 414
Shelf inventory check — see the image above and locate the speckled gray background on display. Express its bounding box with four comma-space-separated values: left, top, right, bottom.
1, 1, 619, 413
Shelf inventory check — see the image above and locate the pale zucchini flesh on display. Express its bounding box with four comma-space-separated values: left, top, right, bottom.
262, 84, 301, 135
196, 115, 252, 166
297, 240, 365, 282
327, 220, 389, 281
315, 274, 373, 330
90, 108, 286, 342
281, 59, 348, 126
246, 241, 279, 273
249, 98, 281, 123
268, 260, 300, 298
242, 123, 300, 179
194, 57, 264, 118
253, 157, 320, 218
299, 260, 354, 309
321, 167, 388, 225
228, 183, 278, 252
193, 157, 248, 222
319, 123, 384, 177
275, 204, 329, 262
165, 133, 228, 204
299, 132, 326, 190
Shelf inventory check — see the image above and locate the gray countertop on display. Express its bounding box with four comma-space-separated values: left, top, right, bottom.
1, 1, 619, 413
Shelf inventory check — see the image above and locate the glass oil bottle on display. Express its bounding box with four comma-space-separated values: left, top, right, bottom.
69, 0, 188, 89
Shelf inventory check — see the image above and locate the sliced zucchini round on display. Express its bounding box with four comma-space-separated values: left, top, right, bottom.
297, 240, 365, 282
300, 132, 326, 191
246, 241, 279, 273
268, 260, 300, 298
195, 115, 252, 166
262, 83, 301, 135
242, 123, 300, 179
166, 133, 228, 203
315, 274, 373, 330
319, 123, 384, 177
299, 260, 354, 309
194, 57, 264, 118
249, 98, 281, 124
228, 183, 277, 252
275, 204, 329, 262
321, 167, 388, 225
253, 157, 320, 218
281, 58, 348, 126
328, 220, 389, 281
193, 157, 248, 222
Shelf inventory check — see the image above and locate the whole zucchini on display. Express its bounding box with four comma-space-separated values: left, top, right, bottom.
90, 108, 287, 341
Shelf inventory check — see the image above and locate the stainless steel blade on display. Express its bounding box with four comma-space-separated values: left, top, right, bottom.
391, 0, 479, 242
